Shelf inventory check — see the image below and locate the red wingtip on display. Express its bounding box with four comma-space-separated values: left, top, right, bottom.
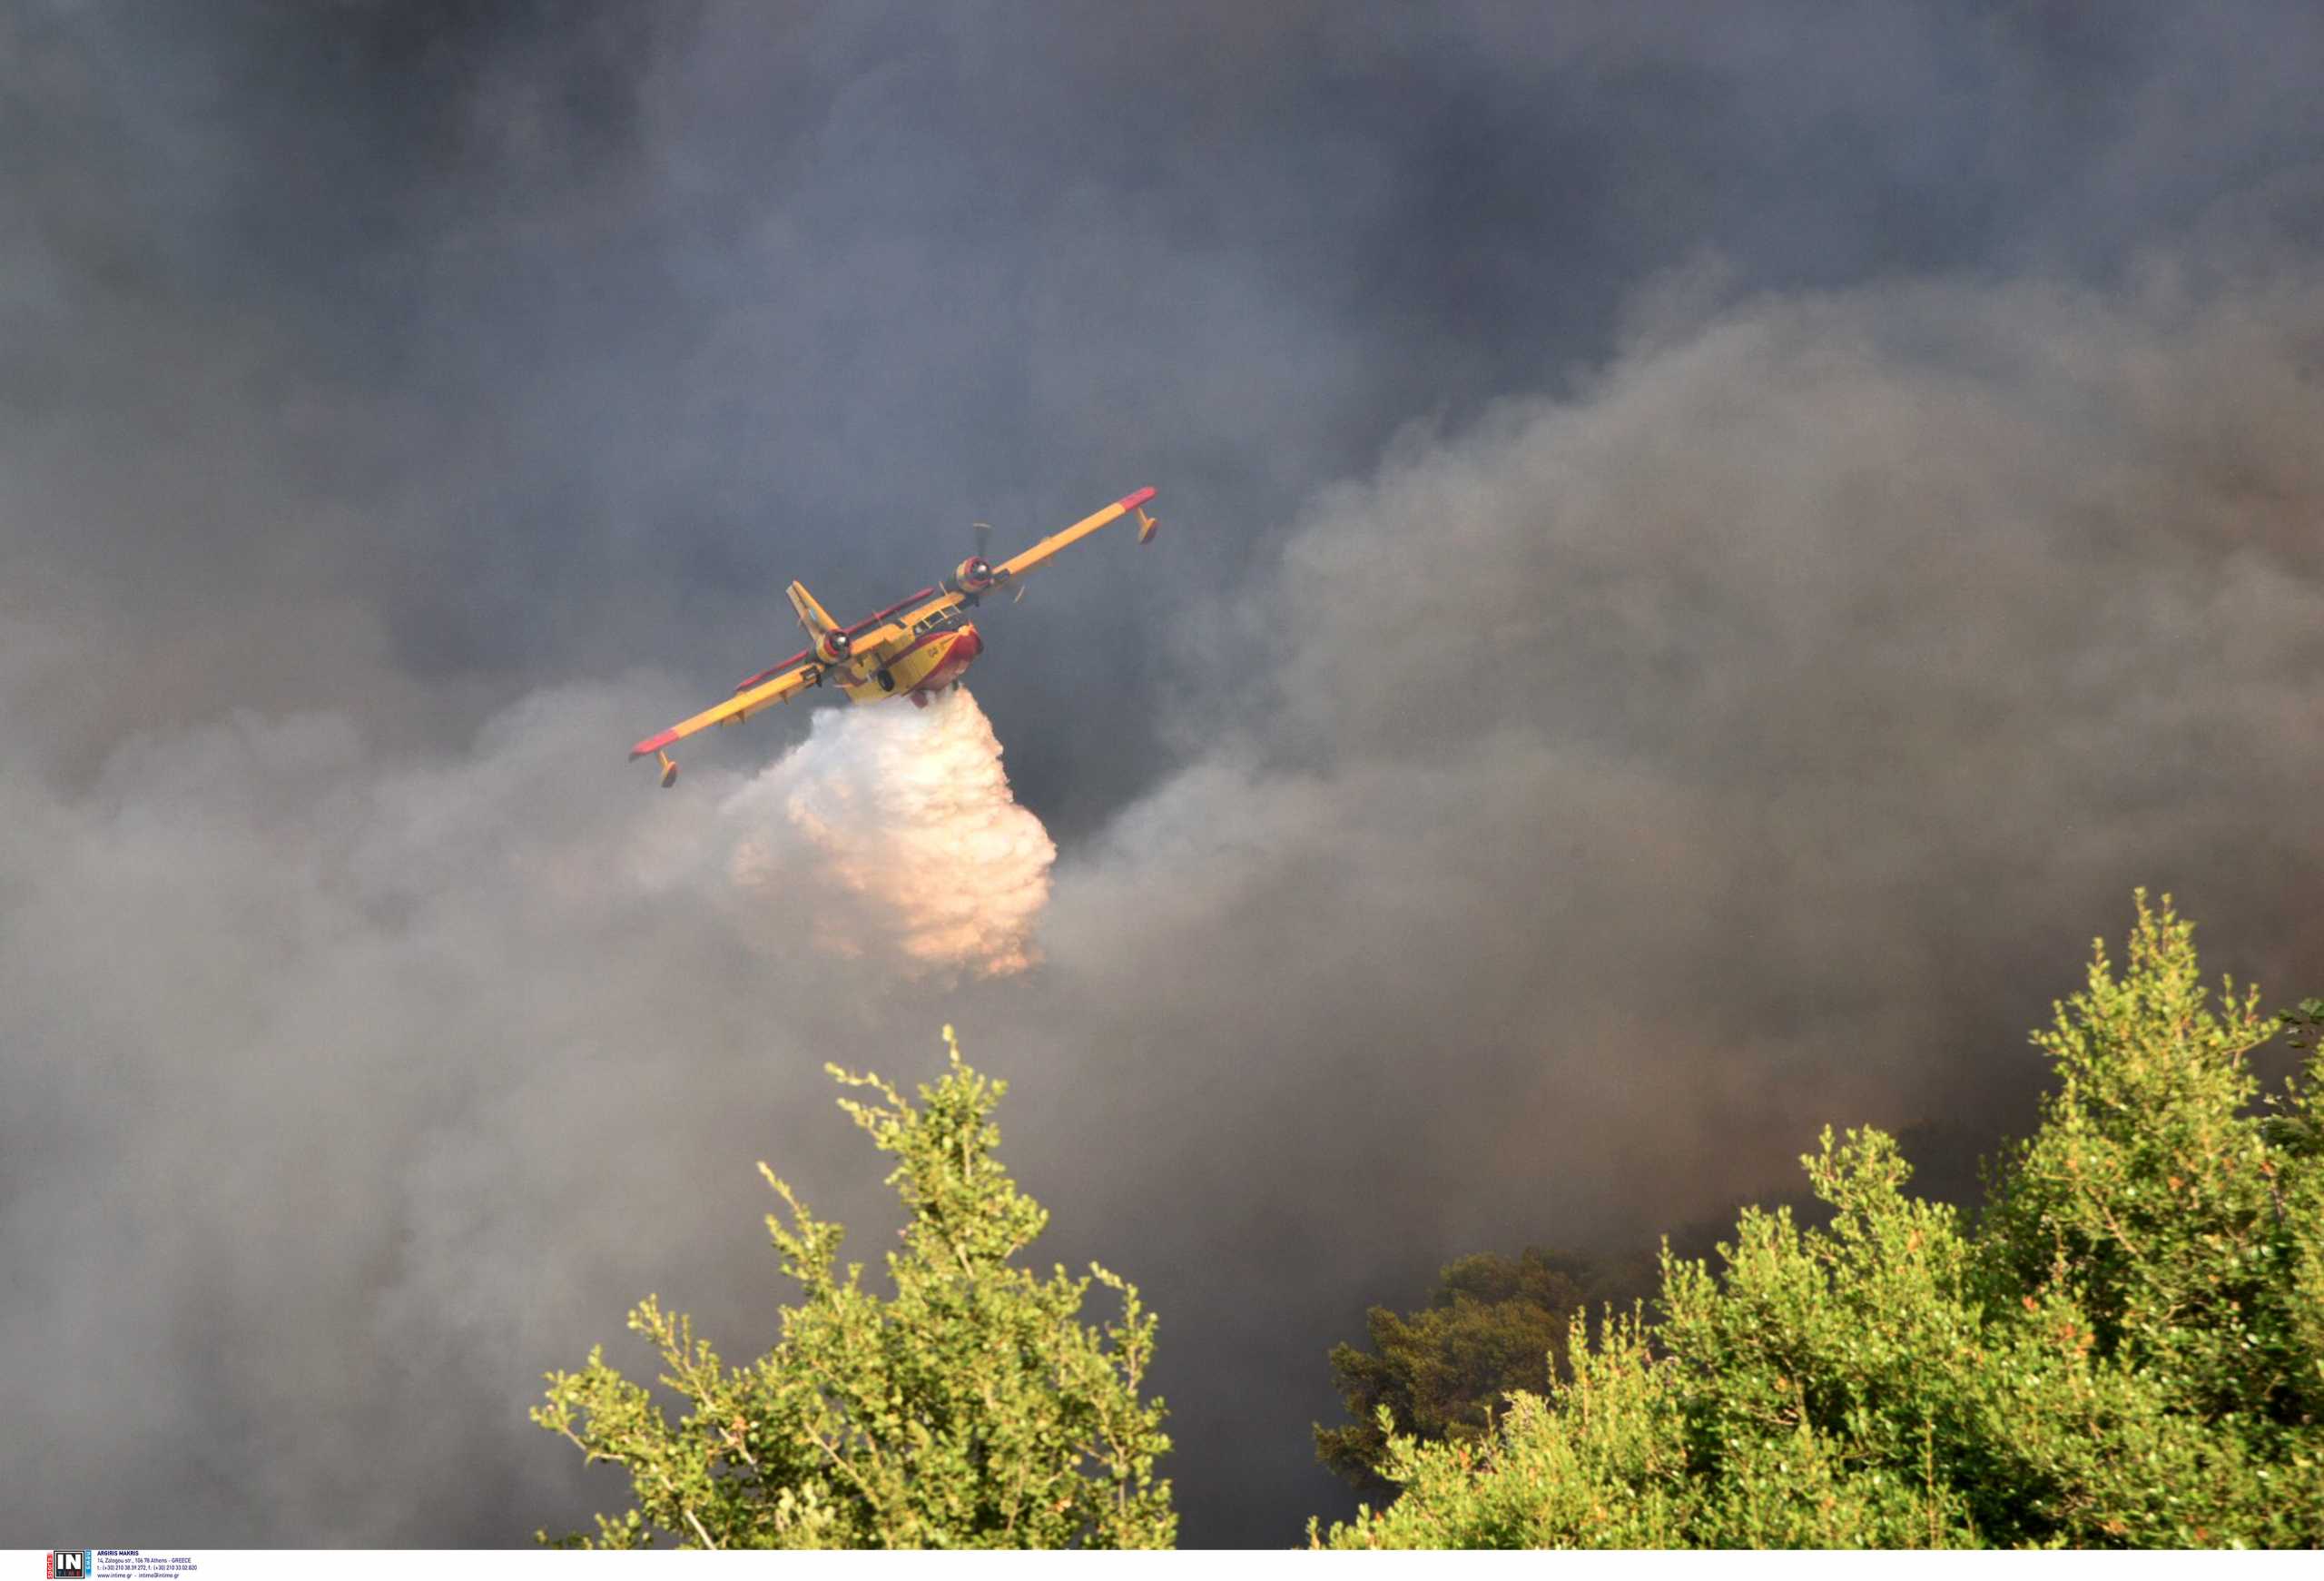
629, 727, 678, 760
1117, 486, 1157, 512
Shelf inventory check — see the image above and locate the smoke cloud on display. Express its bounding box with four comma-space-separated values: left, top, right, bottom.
5, 0, 2322, 1551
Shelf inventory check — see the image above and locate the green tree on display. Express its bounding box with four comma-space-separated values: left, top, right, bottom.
1317, 894, 2324, 1548
1315, 1249, 1632, 1491
533, 1029, 1175, 1548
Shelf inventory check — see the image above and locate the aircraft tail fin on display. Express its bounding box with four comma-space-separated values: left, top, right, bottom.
787, 580, 840, 640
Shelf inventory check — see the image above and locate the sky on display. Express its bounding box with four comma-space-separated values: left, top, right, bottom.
5, 0, 2323, 1548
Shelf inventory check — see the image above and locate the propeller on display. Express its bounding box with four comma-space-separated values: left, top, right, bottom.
952, 522, 1000, 595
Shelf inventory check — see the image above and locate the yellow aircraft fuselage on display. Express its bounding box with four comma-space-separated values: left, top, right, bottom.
834, 621, 984, 707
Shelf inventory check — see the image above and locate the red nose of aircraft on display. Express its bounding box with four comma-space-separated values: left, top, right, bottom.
918, 625, 984, 695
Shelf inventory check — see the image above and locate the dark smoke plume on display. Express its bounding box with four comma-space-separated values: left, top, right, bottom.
4, 0, 2320, 1546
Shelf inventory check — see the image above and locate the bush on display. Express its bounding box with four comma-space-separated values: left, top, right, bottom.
1318, 895, 2324, 1548
533, 1028, 1175, 1548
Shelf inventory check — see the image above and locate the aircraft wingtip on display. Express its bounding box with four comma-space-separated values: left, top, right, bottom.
629, 727, 677, 760
1118, 486, 1157, 511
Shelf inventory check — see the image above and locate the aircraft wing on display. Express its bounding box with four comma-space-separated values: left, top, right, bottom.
629, 660, 819, 761
993, 488, 1157, 584
852, 619, 911, 657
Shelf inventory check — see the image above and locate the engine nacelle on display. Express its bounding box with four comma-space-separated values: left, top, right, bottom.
953, 555, 995, 593
814, 628, 852, 665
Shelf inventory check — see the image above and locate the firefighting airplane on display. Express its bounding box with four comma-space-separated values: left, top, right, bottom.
627, 487, 1159, 786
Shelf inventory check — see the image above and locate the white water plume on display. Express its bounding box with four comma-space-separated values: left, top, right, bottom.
722, 687, 1056, 976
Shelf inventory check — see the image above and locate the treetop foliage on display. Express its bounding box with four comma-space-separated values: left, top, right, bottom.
532, 1027, 1174, 1549
1320, 894, 2324, 1548
531, 898, 2319, 1548
1315, 1247, 1640, 1493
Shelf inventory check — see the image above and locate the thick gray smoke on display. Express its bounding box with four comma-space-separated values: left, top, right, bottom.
5, 0, 2321, 1549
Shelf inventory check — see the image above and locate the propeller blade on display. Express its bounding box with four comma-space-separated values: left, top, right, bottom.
972, 520, 992, 560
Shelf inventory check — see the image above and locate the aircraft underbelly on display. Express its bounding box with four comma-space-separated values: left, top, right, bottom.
839, 624, 983, 705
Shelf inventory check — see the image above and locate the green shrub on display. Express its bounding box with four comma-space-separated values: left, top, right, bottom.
534, 1029, 1174, 1548
1319, 895, 2324, 1548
